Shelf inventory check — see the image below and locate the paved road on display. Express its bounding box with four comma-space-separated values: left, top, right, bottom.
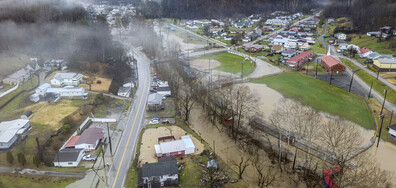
107, 47, 150, 188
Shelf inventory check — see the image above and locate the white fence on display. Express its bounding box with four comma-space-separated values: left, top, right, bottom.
0, 84, 19, 98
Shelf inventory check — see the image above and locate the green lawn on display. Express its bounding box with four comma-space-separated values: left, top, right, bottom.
203, 52, 254, 77
349, 34, 396, 55
307, 42, 327, 54
252, 72, 374, 129
0, 174, 77, 188
340, 58, 396, 103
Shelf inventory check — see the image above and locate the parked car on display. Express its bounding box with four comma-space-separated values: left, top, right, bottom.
162, 119, 170, 124
83, 155, 97, 161
151, 117, 160, 121
149, 119, 159, 125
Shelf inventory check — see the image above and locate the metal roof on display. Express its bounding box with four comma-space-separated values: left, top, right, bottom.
158, 140, 185, 154
378, 58, 396, 64
181, 136, 195, 149
53, 148, 84, 163
75, 127, 104, 146
148, 93, 163, 105
0, 119, 29, 143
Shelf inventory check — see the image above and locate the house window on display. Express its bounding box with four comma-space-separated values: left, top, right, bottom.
68, 162, 73, 165
166, 153, 170, 156
178, 151, 181, 154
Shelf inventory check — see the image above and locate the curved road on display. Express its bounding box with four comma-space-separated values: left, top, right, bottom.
107, 47, 151, 188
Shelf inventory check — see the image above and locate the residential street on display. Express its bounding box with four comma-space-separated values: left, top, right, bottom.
106, 47, 151, 188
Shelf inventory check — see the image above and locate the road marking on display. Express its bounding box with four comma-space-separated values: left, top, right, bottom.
112, 75, 148, 188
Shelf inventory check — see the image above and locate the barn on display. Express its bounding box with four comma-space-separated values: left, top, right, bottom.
320, 55, 346, 73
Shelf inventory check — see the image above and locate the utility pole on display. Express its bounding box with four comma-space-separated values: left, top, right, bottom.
329, 68, 333, 85
389, 111, 394, 128
348, 69, 359, 92
106, 123, 112, 155
368, 81, 374, 99
377, 114, 385, 148
376, 70, 380, 79
241, 59, 245, 79
380, 89, 388, 115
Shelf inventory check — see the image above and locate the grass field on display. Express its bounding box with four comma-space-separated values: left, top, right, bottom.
340, 58, 396, 103
203, 52, 254, 76
28, 100, 80, 129
0, 174, 77, 188
252, 72, 373, 129
349, 34, 396, 55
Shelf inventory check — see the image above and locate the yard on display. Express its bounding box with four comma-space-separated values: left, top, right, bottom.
252, 72, 374, 129
79, 76, 112, 92
307, 42, 327, 54
146, 98, 176, 118
203, 52, 254, 76
340, 58, 396, 103
0, 75, 39, 121
0, 174, 77, 188
349, 34, 396, 55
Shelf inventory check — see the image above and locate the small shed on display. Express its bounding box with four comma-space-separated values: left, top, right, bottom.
21, 111, 34, 119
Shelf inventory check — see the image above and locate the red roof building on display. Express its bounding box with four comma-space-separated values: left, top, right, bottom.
320, 55, 346, 73
359, 47, 371, 54
65, 136, 80, 148
75, 127, 104, 151
286, 51, 316, 67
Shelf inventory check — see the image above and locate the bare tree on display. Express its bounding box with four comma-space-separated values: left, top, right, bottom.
231, 155, 251, 179
254, 159, 277, 188
178, 85, 196, 121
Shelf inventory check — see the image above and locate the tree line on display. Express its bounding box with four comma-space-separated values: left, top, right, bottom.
323, 0, 396, 32
139, 0, 318, 19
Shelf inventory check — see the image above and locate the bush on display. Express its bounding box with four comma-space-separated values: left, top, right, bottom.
61, 124, 71, 135
17, 152, 26, 166
96, 80, 102, 84
6, 152, 14, 164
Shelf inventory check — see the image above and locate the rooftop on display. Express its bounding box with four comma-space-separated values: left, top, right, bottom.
0, 119, 30, 143
53, 72, 82, 81
53, 148, 84, 163
142, 158, 178, 177
157, 140, 185, 154
321, 55, 345, 67
377, 58, 396, 64
7, 69, 30, 80
65, 136, 81, 148
148, 93, 163, 105
75, 127, 104, 146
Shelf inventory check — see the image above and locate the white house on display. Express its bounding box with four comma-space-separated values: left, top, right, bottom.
265, 19, 289, 27
74, 127, 104, 151
0, 119, 31, 149
50, 72, 83, 86
36, 83, 51, 96
53, 148, 85, 167
46, 86, 88, 99
335, 32, 347, 40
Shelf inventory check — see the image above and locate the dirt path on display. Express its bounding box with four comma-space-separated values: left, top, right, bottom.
190, 59, 221, 69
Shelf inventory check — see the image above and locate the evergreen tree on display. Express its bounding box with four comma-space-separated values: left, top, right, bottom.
17, 152, 26, 166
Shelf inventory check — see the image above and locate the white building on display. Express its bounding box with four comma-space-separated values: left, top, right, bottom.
35, 83, 51, 96
3, 68, 31, 85
335, 33, 347, 40
265, 19, 289, 27
74, 127, 104, 151
181, 135, 196, 155
0, 119, 31, 149
50, 72, 83, 86
53, 148, 85, 167
46, 86, 88, 99
157, 87, 171, 97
